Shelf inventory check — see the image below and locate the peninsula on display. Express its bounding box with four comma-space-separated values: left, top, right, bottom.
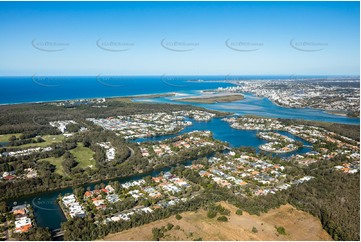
178, 94, 244, 104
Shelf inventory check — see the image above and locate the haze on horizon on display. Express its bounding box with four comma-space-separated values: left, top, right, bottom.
0, 1, 359, 76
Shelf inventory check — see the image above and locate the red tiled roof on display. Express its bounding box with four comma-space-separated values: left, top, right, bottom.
4, 175, 15, 180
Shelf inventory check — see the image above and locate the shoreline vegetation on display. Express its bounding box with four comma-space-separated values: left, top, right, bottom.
177, 94, 245, 104
0, 93, 177, 107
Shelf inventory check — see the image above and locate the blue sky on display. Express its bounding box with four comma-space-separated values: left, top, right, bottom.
0, 1, 359, 76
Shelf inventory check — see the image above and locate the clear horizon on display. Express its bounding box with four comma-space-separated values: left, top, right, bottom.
0, 74, 360, 77
0, 1, 359, 76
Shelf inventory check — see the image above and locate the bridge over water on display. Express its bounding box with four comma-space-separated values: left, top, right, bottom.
51, 229, 64, 240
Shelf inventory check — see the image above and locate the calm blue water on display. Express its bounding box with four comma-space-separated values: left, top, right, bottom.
134, 93, 360, 125
0, 76, 234, 104
1, 76, 359, 124
134, 117, 312, 158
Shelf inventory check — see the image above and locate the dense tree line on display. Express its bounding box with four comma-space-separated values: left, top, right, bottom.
288, 161, 360, 241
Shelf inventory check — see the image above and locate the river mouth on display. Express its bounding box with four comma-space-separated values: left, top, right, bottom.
133, 92, 360, 125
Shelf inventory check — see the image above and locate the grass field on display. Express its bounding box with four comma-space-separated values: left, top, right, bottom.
0, 133, 22, 142
39, 142, 96, 175
39, 156, 66, 176
104, 202, 332, 241
70, 143, 96, 169
7, 134, 65, 148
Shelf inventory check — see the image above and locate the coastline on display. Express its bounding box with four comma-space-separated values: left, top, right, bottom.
0, 88, 359, 126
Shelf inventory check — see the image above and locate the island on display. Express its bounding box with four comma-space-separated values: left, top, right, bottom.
177, 94, 244, 104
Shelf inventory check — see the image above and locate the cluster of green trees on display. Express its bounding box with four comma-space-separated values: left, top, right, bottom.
151, 223, 174, 240
235, 209, 243, 215
217, 215, 228, 222
8, 137, 45, 147
275, 226, 286, 235
17, 228, 52, 241
0, 99, 222, 135
288, 161, 360, 241
205, 203, 230, 219
6, 132, 46, 147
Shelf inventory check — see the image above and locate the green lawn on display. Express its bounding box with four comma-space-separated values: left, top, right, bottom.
8, 134, 65, 148
39, 143, 96, 176
70, 143, 96, 169
39, 156, 66, 176
0, 133, 22, 142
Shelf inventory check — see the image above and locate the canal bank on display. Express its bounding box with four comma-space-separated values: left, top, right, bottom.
6, 155, 202, 231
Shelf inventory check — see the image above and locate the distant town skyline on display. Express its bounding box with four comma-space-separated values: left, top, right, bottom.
0, 1, 359, 76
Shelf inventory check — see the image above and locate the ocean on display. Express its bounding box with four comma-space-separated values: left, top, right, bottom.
0, 76, 359, 125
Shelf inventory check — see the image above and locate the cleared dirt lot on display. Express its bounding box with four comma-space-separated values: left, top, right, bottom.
103, 202, 332, 241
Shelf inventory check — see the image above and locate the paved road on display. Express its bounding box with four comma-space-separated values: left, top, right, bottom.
127, 146, 135, 160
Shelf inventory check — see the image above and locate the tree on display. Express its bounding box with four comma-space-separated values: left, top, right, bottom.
73, 186, 85, 200
37, 137, 45, 143
217, 216, 228, 222
8, 135, 16, 142
175, 214, 182, 220
252, 227, 258, 233
276, 226, 286, 235
167, 223, 174, 230
62, 157, 78, 174
152, 227, 163, 241
0, 201, 8, 213
236, 209, 243, 215
66, 123, 82, 133
19, 227, 52, 241
142, 199, 151, 207
207, 210, 217, 219
83, 137, 91, 147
